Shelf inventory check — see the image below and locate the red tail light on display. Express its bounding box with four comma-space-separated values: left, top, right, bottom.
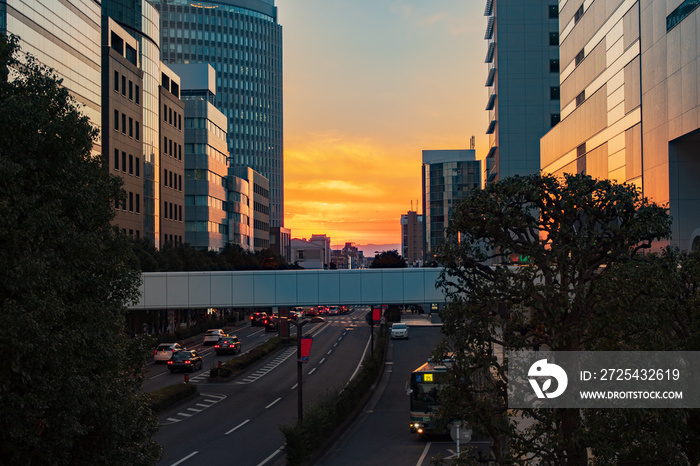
167, 361, 173, 365
214, 345, 220, 348
185, 360, 191, 364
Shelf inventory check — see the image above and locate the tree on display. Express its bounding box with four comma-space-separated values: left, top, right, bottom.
433, 173, 695, 464
370, 249, 406, 268
0, 35, 161, 464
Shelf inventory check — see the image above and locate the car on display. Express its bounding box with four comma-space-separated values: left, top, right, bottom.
250, 312, 269, 326
264, 315, 279, 332
328, 306, 341, 315
214, 336, 241, 355
167, 349, 204, 373
203, 329, 226, 345
390, 323, 409, 339
154, 342, 183, 362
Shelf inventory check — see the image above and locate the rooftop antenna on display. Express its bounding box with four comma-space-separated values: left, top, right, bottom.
470, 135, 475, 150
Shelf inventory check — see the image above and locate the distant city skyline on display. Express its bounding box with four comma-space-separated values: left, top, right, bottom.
280, 0, 488, 246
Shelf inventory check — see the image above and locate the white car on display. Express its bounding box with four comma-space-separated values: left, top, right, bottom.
390, 323, 409, 339
203, 329, 226, 345
154, 342, 183, 362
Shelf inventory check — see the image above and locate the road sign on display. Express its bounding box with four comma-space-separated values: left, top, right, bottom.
450, 421, 472, 444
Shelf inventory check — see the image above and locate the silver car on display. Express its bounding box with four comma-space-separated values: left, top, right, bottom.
390, 323, 409, 339
154, 342, 183, 362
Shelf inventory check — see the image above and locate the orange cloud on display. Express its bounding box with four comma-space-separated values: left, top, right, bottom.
285, 132, 420, 245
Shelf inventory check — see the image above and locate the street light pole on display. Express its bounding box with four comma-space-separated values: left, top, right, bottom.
295, 320, 306, 422
290, 316, 325, 423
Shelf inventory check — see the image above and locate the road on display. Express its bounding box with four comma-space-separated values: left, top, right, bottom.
316, 324, 456, 466
154, 309, 373, 466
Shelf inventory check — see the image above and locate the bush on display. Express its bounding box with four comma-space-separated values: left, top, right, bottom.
148, 382, 198, 413
281, 326, 388, 465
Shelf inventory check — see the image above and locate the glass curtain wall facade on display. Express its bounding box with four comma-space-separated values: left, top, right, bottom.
103, 0, 163, 247
2, 0, 102, 156
152, 0, 284, 229
484, 0, 560, 185
422, 150, 481, 263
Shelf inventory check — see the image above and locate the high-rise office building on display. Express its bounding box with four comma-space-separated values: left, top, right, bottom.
422, 150, 482, 262
401, 211, 423, 266
1, 0, 102, 156
103, 0, 168, 247
484, 0, 560, 185
541, 0, 700, 250
103, 18, 146, 239
151, 0, 284, 231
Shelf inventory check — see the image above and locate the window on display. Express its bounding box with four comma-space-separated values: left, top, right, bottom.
576, 90, 585, 107
179, 205, 182, 221
549, 4, 558, 18
136, 194, 140, 213
549, 32, 559, 46
135, 85, 139, 104
550, 86, 560, 100
169, 139, 173, 156
179, 174, 182, 191
178, 114, 182, 130
129, 192, 133, 212
575, 48, 585, 66
122, 151, 127, 172
135, 157, 140, 177
114, 110, 119, 130
129, 80, 133, 100
551, 113, 560, 127
163, 104, 168, 121
576, 142, 587, 157
164, 136, 168, 154
574, 4, 584, 23
550, 59, 560, 73
114, 71, 119, 92
135, 121, 140, 141
164, 168, 168, 187
121, 114, 126, 134
128, 117, 133, 137
169, 107, 173, 125
114, 149, 119, 170
129, 154, 133, 174
121, 76, 126, 96
170, 171, 173, 188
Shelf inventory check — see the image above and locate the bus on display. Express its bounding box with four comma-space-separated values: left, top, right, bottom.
407, 360, 449, 435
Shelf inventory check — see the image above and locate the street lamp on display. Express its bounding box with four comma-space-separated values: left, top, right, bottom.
288, 316, 325, 423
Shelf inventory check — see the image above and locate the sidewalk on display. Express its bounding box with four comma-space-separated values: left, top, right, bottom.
401, 311, 442, 327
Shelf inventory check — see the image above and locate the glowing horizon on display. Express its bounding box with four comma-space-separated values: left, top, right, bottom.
279, 1, 488, 246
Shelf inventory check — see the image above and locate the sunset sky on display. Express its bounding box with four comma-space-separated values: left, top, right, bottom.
279, 1, 488, 248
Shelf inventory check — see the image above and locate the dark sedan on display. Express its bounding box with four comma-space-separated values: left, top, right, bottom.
167, 350, 204, 373
214, 336, 241, 355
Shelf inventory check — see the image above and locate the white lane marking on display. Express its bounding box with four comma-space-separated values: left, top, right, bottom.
333, 343, 338, 347
265, 397, 282, 409
225, 419, 250, 435
327, 350, 333, 355
177, 412, 193, 417
256, 446, 284, 466
416, 442, 432, 466
319, 357, 325, 364
186, 408, 201, 413
308, 368, 316, 375
291, 383, 298, 390
170, 451, 198, 466
149, 371, 167, 379
247, 329, 264, 338
346, 334, 371, 386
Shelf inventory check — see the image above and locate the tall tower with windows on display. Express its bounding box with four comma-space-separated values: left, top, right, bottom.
151, 0, 284, 231
484, 0, 560, 185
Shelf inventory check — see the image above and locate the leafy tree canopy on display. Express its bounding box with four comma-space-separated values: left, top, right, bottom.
370, 249, 406, 268
434, 173, 700, 464
0, 35, 161, 464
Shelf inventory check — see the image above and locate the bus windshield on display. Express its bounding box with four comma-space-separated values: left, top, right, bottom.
410, 372, 442, 413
